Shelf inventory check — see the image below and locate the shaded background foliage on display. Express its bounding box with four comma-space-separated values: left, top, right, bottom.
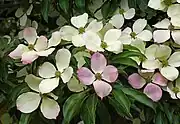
0, 0, 179, 124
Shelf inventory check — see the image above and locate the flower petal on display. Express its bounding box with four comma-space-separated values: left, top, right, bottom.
142, 59, 162, 70
145, 44, 158, 59
128, 73, 146, 89
102, 65, 118, 83
16, 92, 41, 113
168, 52, 180, 67
9, 44, 28, 59
104, 29, 121, 42
133, 19, 147, 34
72, 34, 85, 47
39, 78, 59, 94
55, 48, 71, 72
61, 67, 73, 83
38, 62, 56, 78
124, 8, 135, 19
153, 30, 170, 43
48, 31, 61, 47
93, 80, 112, 99
71, 13, 88, 28
153, 18, 170, 29
91, 52, 107, 73
166, 83, 177, 99
167, 4, 180, 18
171, 16, 180, 27
59, 26, 79, 41
143, 83, 162, 102
40, 97, 60, 119
109, 14, 124, 29
85, 19, 103, 32
106, 41, 123, 54
148, 0, 166, 10
155, 45, 171, 61
21, 51, 38, 64
23, 27, 37, 44
136, 30, 152, 41
152, 72, 168, 86
172, 30, 180, 45
36, 48, 55, 56
25, 74, 42, 92
160, 66, 179, 81
34, 36, 48, 51
119, 34, 132, 44
77, 67, 95, 85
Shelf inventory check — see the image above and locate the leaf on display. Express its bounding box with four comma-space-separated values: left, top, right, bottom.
41, 0, 50, 22
75, 0, 85, 10
101, 1, 110, 19
19, 113, 33, 124
112, 57, 138, 68
121, 87, 157, 112
123, 45, 141, 52
59, 0, 69, 13
63, 91, 88, 123
81, 94, 99, 124
155, 111, 168, 124
0, 113, 13, 124
133, 118, 141, 124
128, 0, 137, 8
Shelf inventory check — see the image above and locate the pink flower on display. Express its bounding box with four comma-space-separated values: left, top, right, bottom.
9, 27, 55, 64
77, 52, 118, 99
128, 72, 168, 102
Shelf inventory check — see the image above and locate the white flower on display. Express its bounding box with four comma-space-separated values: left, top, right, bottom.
153, 18, 180, 44
16, 74, 60, 119
9, 27, 55, 64
109, 0, 135, 29
38, 48, 73, 94
148, 0, 166, 10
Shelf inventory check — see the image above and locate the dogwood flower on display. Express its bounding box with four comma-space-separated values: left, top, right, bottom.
109, 0, 135, 29
9, 27, 55, 64
128, 72, 168, 101
148, 0, 167, 10
153, 18, 180, 44
16, 74, 60, 119
38, 48, 73, 94
77, 52, 118, 99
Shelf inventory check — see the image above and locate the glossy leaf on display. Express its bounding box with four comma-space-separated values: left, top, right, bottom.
41, 0, 50, 22
19, 113, 33, 124
112, 57, 139, 68
59, 0, 69, 13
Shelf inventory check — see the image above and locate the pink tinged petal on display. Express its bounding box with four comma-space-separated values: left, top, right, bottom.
102, 65, 118, 83
153, 30, 170, 43
21, 51, 38, 64
36, 48, 55, 56
128, 73, 146, 89
77, 67, 95, 85
23, 27, 37, 44
93, 80, 112, 99
91, 52, 107, 73
143, 83, 162, 102
9, 44, 28, 59
34, 36, 48, 51
152, 72, 168, 86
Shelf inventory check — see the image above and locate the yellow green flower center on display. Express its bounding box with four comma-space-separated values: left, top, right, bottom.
95, 73, 102, 80
168, 24, 174, 31
119, 9, 125, 14
28, 44, 34, 50
172, 87, 179, 94
101, 41, 108, 49
55, 71, 61, 77
163, 0, 172, 6
130, 32, 137, 39
78, 27, 85, 34
161, 60, 168, 67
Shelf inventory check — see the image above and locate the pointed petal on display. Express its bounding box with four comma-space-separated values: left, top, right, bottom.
16, 92, 41, 113
91, 52, 107, 73
106, 41, 123, 54
39, 78, 59, 94
104, 29, 121, 42
137, 30, 152, 41
102, 65, 118, 83
9, 44, 28, 59
59, 26, 79, 41
71, 13, 88, 28
109, 14, 124, 29
153, 18, 170, 29
133, 19, 147, 34
124, 8, 135, 19
21, 51, 38, 64
172, 30, 180, 45
25, 74, 42, 92
93, 80, 112, 99
85, 19, 103, 32
128, 73, 146, 89
160, 66, 179, 81
48, 31, 61, 47
34, 36, 48, 51
77, 67, 95, 85
61, 67, 73, 83
55, 48, 71, 72
143, 83, 162, 102
72, 34, 85, 47
142, 59, 162, 70
23, 27, 37, 44
38, 62, 56, 78
36, 48, 55, 56
153, 30, 170, 43
155, 45, 171, 60
168, 52, 180, 67
152, 72, 168, 86
40, 97, 60, 119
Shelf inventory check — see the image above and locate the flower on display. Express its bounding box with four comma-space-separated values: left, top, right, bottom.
77, 52, 118, 99
128, 71, 168, 101
9, 27, 55, 64
153, 18, 180, 44
109, 0, 135, 29
16, 74, 60, 119
38, 48, 73, 94
148, 0, 167, 10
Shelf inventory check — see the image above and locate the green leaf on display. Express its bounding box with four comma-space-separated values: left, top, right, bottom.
63, 91, 88, 123
123, 45, 141, 52
155, 111, 168, 124
81, 94, 99, 124
59, 0, 69, 13
121, 87, 157, 112
112, 57, 138, 68
101, 1, 110, 18
19, 113, 33, 124
128, 0, 137, 8
41, 0, 50, 22
0, 113, 13, 124
75, 0, 85, 10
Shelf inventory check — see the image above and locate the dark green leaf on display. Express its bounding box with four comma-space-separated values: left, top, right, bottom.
123, 45, 141, 52
112, 57, 138, 68
81, 94, 99, 124
59, 0, 69, 13
0, 113, 12, 124
128, 0, 137, 8
75, 0, 85, 10
155, 111, 168, 124
19, 113, 33, 124
101, 1, 110, 18
41, 0, 50, 22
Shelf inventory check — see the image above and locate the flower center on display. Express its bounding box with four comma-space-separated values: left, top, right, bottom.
101, 41, 108, 49
55, 71, 61, 77
168, 24, 174, 31
78, 27, 85, 34
28, 44, 34, 50
163, 0, 172, 6
130, 32, 137, 39
119, 9, 125, 14
161, 60, 168, 67
172, 87, 179, 94
95, 73, 102, 80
